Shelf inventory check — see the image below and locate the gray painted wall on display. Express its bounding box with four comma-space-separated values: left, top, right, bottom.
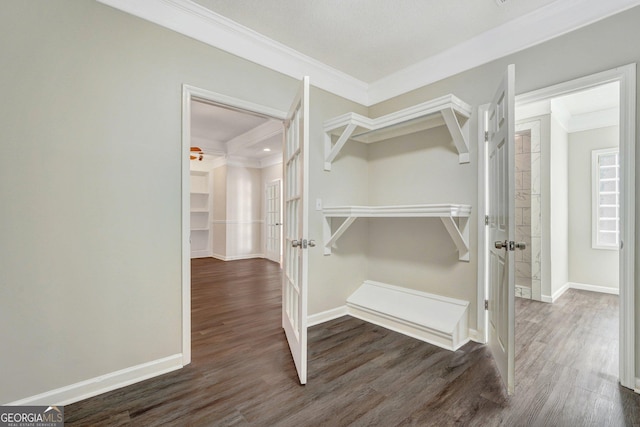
568, 126, 620, 288
0, 0, 365, 403
550, 115, 570, 297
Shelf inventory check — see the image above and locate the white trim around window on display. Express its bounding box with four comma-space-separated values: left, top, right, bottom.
592, 148, 620, 250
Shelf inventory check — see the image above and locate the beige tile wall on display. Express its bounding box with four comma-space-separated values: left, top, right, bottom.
515, 133, 532, 289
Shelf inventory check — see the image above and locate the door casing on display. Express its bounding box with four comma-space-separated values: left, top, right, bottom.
477, 63, 636, 389
181, 85, 286, 366
265, 179, 283, 264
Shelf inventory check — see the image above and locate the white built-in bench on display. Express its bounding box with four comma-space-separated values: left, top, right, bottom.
346, 280, 470, 351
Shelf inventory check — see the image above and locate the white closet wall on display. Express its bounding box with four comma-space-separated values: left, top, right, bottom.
366, 124, 476, 306
226, 165, 263, 259
549, 114, 569, 297
211, 164, 263, 261
205, 161, 283, 262
261, 163, 283, 261
568, 126, 619, 289
211, 165, 228, 259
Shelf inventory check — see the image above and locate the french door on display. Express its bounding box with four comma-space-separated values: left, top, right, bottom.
282, 77, 310, 384
265, 180, 282, 263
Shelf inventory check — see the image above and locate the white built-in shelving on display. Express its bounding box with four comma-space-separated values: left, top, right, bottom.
322, 204, 471, 261
320, 94, 473, 352
323, 94, 472, 171
190, 170, 211, 258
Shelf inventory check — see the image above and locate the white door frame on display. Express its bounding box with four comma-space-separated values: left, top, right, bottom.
477, 63, 636, 390
181, 85, 286, 366
265, 178, 283, 264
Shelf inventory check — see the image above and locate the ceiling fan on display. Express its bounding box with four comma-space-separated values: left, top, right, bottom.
190, 146, 203, 161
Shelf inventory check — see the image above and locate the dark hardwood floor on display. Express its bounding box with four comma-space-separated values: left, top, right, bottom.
65, 258, 640, 426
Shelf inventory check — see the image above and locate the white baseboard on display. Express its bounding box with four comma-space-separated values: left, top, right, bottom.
542, 281, 619, 302
347, 305, 470, 351
635, 377, 640, 394
190, 250, 211, 258
309, 306, 481, 349
307, 306, 348, 327
211, 253, 264, 261
7, 354, 183, 406
568, 281, 619, 295
547, 282, 571, 303
468, 329, 483, 344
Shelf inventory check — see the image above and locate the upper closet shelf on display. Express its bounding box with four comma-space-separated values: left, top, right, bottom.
322, 204, 472, 261
323, 94, 472, 170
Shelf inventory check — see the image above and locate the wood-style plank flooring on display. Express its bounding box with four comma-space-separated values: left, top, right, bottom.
66, 258, 640, 426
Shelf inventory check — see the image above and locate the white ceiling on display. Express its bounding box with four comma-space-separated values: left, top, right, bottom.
517, 82, 620, 133
99, 0, 640, 105
191, 100, 269, 143
554, 82, 619, 116
193, 0, 557, 83
191, 99, 283, 162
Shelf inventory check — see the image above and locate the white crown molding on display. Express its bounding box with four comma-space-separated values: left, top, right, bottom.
211, 156, 227, 169
98, 0, 640, 106
211, 154, 280, 169
190, 136, 226, 154
516, 100, 551, 122
550, 99, 572, 131
226, 120, 282, 155
567, 107, 619, 133
368, 0, 640, 104
260, 153, 283, 168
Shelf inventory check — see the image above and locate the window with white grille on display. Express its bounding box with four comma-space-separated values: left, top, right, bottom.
592, 148, 619, 250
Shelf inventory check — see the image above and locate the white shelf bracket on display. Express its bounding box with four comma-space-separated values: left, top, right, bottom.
440, 216, 470, 261
324, 123, 357, 171
441, 107, 470, 164
323, 216, 357, 255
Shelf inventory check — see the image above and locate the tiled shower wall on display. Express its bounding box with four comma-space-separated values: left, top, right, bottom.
515, 132, 541, 298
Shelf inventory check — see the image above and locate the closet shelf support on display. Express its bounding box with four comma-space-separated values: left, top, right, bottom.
322, 204, 471, 261
323, 94, 472, 171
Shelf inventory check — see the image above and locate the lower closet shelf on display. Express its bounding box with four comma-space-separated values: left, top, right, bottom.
322, 203, 471, 261
346, 280, 470, 351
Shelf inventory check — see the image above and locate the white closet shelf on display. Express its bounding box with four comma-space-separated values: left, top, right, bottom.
322, 204, 471, 261
323, 94, 472, 170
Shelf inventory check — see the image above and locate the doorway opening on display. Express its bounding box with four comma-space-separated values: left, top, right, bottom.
514, 80, 623, 392
181, 85, 287, 365
514, 66, 634, 389
478, 63, 635, 391
515, 81, 621, 302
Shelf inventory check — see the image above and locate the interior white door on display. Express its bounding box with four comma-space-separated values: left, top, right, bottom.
282, 76, 310, 384
486, 64, 516, 394
265, 180, 282, 263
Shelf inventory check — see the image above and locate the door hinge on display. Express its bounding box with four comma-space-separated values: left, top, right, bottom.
485, 215, 489, 226
484, 131, 489, 142
485, 300, 489, 310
